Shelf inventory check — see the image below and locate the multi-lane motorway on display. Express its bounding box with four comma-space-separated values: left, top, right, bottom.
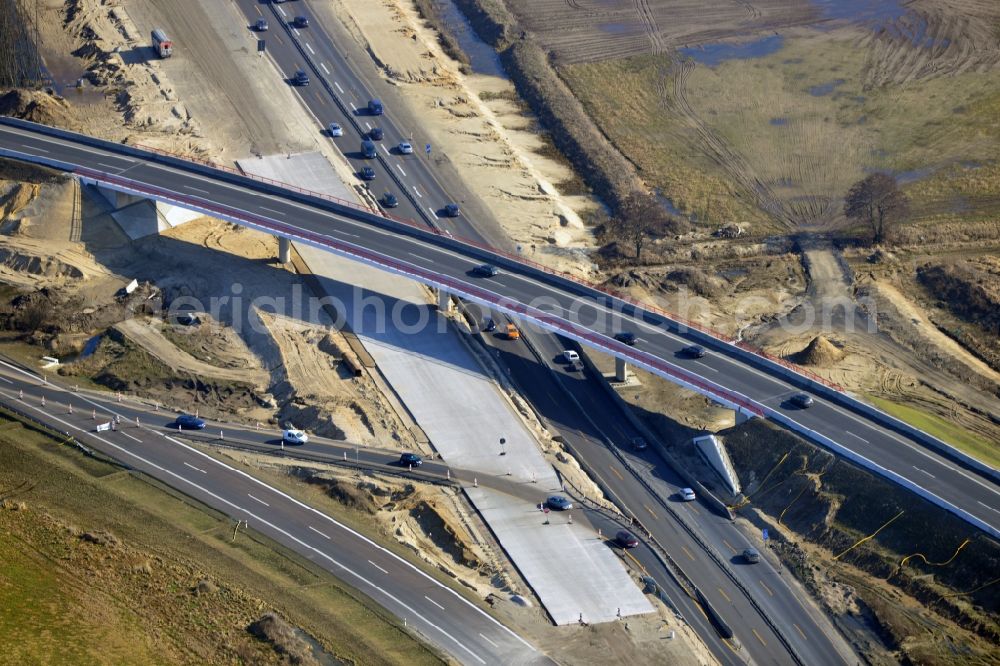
0, 358, 548, 665
2, 119, 996, 550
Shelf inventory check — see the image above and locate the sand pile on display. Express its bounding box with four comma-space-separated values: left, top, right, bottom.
0, 90, 77, 129
794, 335, 844, 367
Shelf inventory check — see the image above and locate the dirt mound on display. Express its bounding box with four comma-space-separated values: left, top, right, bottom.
0, 89, 77, 129
792, 335, 844, 367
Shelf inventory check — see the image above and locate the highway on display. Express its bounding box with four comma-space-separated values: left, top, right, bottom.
2, 119, 996, 550
0, 358, 550, 665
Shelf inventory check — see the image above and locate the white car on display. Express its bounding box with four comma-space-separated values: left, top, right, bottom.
282, 429, 308, 445
562, 350, 580, 363
328, 122, 343, 137
680, 487, 696, 501
398, 141, 413, 154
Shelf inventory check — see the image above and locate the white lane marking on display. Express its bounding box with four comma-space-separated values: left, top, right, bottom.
365, 122, 372, 131
479, 633, 499, 649
277, 6, 286, 16
844, 430, 869, 443
913, 466, 935, 479
320, 63, 330, 75
122, 432, 141, 443
335, 81, 344, 93
349, 101, 357, 111
184, 185, 210, 194
380, 143, 390, 156
292, 28, 300, 36
259, 206, 285, 216
412, 185, 422, 198
0, 369, 532, 657
409, 252, 432, 262
369, 559, 389, 574
97, 162, 121, 170
395, 164, 407, 177
309, 525, 330, 539
428, 207, 439, 220
333, 230, 359, 238
248, 493, 270, 506
978, 501, 1000, 515
22, 144, 48, 153
184, 461, 206, 473
693, 361, 718, 373
306, 43, 315, 54
424, 595, 445, 610
0, 376, 11, 384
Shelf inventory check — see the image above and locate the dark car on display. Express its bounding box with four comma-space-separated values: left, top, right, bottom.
399, 452, 422, 467
790, 393, 814, 409
615, 530, 639, 549
175, 414, 206, 430
742, 547, 761, 564
443, 203, 461, 217
631, 436, 648, 451
369, 126, 384, 141
359, 166, 376, 181
361, 139, 377, 158
472, 264, 498, 278
253, 18, 268, 31
292, 15, 309, 28
614, 331, 637, 346
483, 318, 497, 332
292, 70, 309, 86
683, 345, 707, 358
546, 495, 573, 511
368, 98, 384, 115
381, 192, 399, 208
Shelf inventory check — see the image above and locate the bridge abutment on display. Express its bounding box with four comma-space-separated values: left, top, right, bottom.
278, 236, 291, 264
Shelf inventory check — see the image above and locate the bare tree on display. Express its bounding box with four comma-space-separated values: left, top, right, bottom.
605, 191, 683, 260
844, 173, 908, 244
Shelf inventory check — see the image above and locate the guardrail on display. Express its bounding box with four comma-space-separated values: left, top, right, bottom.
1, 118, 996, 509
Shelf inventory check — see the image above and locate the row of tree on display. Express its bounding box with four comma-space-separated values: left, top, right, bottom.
604, 174, 908, 260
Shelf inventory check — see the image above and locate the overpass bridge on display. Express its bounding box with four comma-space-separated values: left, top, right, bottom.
1, 117, 997, 541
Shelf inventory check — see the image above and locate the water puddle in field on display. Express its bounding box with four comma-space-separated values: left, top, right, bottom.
680, 34, 785, 67
809, 79, 845, 96
770, 117, 789, 126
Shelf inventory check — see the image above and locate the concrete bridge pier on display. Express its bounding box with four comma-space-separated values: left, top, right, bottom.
614, 356, 629, 383
436, 288, 452, 312
278, 236, 291, 264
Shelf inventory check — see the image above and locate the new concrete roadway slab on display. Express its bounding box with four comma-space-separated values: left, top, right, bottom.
240, 154, 653, 625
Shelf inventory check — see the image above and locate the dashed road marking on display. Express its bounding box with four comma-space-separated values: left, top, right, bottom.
277, 6, 286, 16
643, 504, 658, 520
793, 623, 807, 640
248, 493, 270, 507
723, 539, 736, 553
479, 633, 499, 649
320, 63, 330, 75
184, 184, 210, 194
121, 432, 141, 443
424, 595, 445, 610
718, 587, 731, 603
349, 102, 357, 112
610, 466, 624, 481
914, 466, 936, 479
308, 525, 330, 539
396, 164, 407, 177
306, 43, 315, 54
184, 461, 206, 474
760, 580, 774, 596
368, 559, 389, 574
681, 545, 695, 561
978, 501, 1000, 515
844, 430, 869, 443
380, 143, 390, 156
335, 81, 344, 93
752, 628, 767, 646
260, 206, 285, 216
428, 207, 439, 220
413, 185, 422, 198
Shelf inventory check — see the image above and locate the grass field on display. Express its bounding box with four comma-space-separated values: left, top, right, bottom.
0, 417, 445, 666
561, 28, 1000, 232
866, 396, 1000, 469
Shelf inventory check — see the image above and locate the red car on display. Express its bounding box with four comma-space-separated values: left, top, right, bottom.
615, 530, 639, 549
